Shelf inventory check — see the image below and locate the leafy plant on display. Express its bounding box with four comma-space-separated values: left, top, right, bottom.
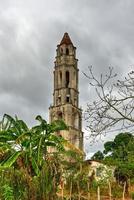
0, 114, 68, 199
131, 192, 134, 200
2, 184, 14, 200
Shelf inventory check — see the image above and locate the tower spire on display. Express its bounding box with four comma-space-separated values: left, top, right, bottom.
60, 32, 73, 46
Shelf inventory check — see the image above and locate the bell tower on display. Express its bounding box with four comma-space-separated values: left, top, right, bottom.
49, 33, 83, 150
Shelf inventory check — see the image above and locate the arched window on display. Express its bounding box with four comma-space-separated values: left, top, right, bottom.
66, 71, 70, 87
59, 71, 62, 85
58, 96, 61, 104
66, 95, 70, 103
66, 48, 69, 55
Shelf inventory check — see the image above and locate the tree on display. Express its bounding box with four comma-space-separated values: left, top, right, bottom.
84, 67, 134, 137
0, 114, 68, 199
104, 132, 134, 162
0, 114, 67, 172
103, 133, 134, 195
91, 151, 104, 161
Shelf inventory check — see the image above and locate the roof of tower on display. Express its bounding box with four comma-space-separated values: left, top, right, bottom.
60, 32, 73, 45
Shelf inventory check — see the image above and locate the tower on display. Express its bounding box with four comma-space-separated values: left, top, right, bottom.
49, 33, 83, 150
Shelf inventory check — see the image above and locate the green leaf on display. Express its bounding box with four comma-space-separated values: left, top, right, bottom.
35, 115, 47, 125
50, 120, 68, 133
16, 119, 29, 132
37, 136, 43, 165
15, 131, 31, 144
0, 131, 16, 142
45, 141, 56, 146
3, 114, 16, 129
31, 157, 40, 176
1, 151, 21, 167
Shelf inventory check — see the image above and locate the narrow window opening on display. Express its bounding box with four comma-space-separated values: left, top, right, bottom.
66, 96, 70, 103
57, 132, 62, 137
59, 134, 62, 138
66, 71, 70, 87
74, 97, 77, 106
58, 96, 61, 104
59, 71, 62, 85
66, 48, 69, 55
58, 112, 62, 119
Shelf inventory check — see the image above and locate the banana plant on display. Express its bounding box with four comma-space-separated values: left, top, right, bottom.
0, 114, 68, 176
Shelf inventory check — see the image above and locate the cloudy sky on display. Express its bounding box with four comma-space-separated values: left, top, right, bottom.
0, 0, 134, 157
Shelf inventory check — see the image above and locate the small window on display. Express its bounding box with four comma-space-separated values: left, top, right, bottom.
74, 98, 77, 106
58, 96, 61, 104
66, 48, 69, 55
57, 131, 63, 137
56, 98, 58, 105
58, 112, 62, 119
66, 71, 70, 87
59, 71, 62, 85
66, 96, 70, 103
59, 135, 62, 138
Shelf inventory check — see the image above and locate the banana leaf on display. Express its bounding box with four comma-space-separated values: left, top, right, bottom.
31, 157, 40, 176
1, 151, 21, 167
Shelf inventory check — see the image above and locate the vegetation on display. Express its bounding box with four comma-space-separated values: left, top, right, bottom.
91, 150, 104, 161
83, 67, 134, 199
0, 114, 68, 200
1, 114, 134, 199
92, 132, 134, 198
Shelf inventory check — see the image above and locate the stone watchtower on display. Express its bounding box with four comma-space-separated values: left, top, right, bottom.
49, 33, 83, 150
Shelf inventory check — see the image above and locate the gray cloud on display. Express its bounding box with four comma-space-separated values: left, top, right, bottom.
0, 0, 134, 155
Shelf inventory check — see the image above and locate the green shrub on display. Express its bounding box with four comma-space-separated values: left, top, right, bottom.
112, 184, 122, 198
2, 184, 14, 200
131, 192, 134, 200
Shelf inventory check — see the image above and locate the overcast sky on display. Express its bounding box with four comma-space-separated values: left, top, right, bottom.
0, 0, 134, 157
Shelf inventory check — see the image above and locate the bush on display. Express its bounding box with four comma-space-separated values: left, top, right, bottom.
2, 184, 14, 200
112, 183, 122, 198
131, 192, 134, 200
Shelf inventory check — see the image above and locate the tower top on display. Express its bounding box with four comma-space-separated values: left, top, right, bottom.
60, 32, 73, 46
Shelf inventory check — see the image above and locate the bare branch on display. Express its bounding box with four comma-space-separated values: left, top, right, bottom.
84, 68, 134, 137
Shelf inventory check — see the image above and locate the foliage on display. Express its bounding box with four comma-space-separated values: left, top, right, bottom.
2, 184, 14, 200
131, 192, 134, 200
92, 132, 134, 195
0, 114, 67, 199
104, 132, 134, 161
1, 114, 134, 199
91, 150, 104, 161
0, 114, 67, 173
111, 183, 123, 198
